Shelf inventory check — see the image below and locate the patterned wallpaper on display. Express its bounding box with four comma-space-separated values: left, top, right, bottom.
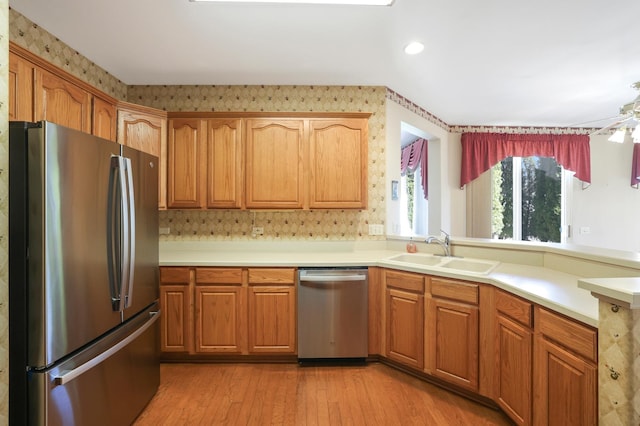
450, 124, 597, 135
128, 85, 388, 241
597, 300, 640, 424
8, 8, 127, 100
1, 2, 8, 423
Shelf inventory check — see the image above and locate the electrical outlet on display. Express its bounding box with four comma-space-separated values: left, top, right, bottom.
580, 226, 591, 235
252, 226, 264, 236
368, 224, 384, 236
159, 227, 170, 235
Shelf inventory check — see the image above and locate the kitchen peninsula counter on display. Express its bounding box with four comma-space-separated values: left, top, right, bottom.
159, 238, 640, 328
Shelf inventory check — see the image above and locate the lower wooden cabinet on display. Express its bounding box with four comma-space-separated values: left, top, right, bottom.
159, 267, 193, 353
533, 307, 597, 426
384, 270, 425, 369
494, 290, 533, 426
159, 265, 598, 424
426, 277, 479, 392
159, 266, 296, 357
247, 268, 297, 354
195, 268, 246, 354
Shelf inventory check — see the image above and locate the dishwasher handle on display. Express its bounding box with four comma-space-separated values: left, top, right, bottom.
299, 274, 367, 283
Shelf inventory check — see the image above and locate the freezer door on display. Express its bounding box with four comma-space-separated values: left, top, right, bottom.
121, 146, 159, 321
29, 306, 160, 426
27, 122, 124, 367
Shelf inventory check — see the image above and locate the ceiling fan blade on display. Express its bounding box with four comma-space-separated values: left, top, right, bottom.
589, 114, 634, 136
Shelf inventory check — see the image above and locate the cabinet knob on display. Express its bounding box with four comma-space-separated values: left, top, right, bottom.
609, 366, 620, 380
611, 304, 620, 313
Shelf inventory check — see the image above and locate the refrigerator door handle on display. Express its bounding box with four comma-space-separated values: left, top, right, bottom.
122, 157, 136, 309
52, 310, 160, 386
107, 156, 135, 312
107, 156, 125, 311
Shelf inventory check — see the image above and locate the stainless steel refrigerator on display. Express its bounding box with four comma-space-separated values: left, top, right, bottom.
9, 121, 161, 425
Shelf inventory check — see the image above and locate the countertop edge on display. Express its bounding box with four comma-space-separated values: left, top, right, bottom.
160, 249, 599, 328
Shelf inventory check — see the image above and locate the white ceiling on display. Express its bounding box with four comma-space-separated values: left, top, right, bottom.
9, 0, 640, 128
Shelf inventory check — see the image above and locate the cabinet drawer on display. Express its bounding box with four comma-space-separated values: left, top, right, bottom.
196, 267, 243, 285
160, 267, 191, 284
248, 268, 296, 285
431, 277, 478, 305
496, 289, 533, 328
536, 307, 597, 363
385, 269, 425, 293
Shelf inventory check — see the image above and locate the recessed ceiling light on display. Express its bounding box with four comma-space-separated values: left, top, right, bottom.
190, 0, 394, 5
404, 42, 424, 55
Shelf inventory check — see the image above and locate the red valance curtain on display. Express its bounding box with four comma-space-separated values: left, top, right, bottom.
460, 133, 591, 188
401, 138, 428, 199
631, 143, 640, 187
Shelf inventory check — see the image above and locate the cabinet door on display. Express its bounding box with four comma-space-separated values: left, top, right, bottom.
386, 288, 424, 369
92, 97, 117, 141
118, 105, 168, 209
248, 286, 296, 354
533, 338, 597, 426
495, 315, 532, 425
168, 118, 205, 208
309, 118, 368, 209
428, 297, 479, 391
9, 52, 35, 122
245, 119, 305, 209
34, 68, 91, 132
195, 285, 246, 353
206, 119, 243, 208
160, 284, 192, 353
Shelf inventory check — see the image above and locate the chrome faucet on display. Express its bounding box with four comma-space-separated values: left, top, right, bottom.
425, 230, 451, 257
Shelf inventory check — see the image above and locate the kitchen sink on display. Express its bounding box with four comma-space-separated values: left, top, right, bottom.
439, 258, 499, 274
385, 253, 499, 275
386, 253, 444, 266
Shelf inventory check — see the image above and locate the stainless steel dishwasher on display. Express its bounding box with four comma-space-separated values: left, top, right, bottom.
297, 268, 368, 361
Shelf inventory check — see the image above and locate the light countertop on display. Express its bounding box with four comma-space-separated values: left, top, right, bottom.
578, 277, 640, 309
160, 240, 603, 328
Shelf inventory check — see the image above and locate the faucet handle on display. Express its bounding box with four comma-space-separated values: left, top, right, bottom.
440, 229, 450, 244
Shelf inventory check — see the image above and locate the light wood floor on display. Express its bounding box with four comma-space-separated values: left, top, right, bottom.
133, 362, 512, 425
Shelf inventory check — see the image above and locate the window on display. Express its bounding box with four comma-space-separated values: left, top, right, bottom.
491, 156, 568, 243
400, 168, 428, 236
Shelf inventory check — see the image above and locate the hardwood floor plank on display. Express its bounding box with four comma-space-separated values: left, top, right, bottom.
134, 362, 512, 425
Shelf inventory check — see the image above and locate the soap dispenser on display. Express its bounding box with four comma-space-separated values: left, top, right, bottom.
406, 238, 417, 253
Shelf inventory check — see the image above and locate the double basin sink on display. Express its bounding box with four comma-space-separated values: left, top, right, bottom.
385, 253, 500, 275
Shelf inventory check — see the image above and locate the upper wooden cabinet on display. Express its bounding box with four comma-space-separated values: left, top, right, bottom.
166, 112, 370, 210
309, 118, 368, 209
34, 67, 92, 133
206, 119, 243, 209
9, 51, 35, 122
93, 97, 117, 142
118, 102, 169, 209
167, 118, 206, 209
10, 43, 120, 142
167, 117, 245, 209
245, 118, 306, 209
